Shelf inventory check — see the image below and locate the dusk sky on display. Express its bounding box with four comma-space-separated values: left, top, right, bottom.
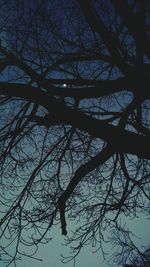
0, 1, 150, 267
1, 217, 149, 267
20, 218, 149, 267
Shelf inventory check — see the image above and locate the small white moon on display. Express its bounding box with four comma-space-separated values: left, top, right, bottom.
63, 84, 67, 87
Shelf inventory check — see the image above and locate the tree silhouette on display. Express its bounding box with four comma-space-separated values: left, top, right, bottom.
109, 227, 150, 267
0, 0, 149, 266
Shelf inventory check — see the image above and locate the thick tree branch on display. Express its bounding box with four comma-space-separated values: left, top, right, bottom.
111, 0, 150, 59
0, 78, 134, 99
77, 0, 132, 75
0, 48, 149, 100
0, 82, 149, 159
0, 48, 130, 98
58, 145, 113, 235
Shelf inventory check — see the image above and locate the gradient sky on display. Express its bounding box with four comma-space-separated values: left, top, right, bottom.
1, 216, 149, 267
22, 218, 150, 267
0, 2, 150, 267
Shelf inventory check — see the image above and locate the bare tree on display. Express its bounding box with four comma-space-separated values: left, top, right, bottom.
109, 226, 150, 267
0, 0, 150, 266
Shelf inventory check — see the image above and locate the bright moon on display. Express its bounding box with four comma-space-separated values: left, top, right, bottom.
63, 84, 67, 87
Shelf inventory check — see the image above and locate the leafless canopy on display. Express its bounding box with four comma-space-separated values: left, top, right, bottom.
0, 0, 150, 266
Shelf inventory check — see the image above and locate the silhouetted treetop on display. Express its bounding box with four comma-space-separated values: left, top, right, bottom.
0, 0, 149, 266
